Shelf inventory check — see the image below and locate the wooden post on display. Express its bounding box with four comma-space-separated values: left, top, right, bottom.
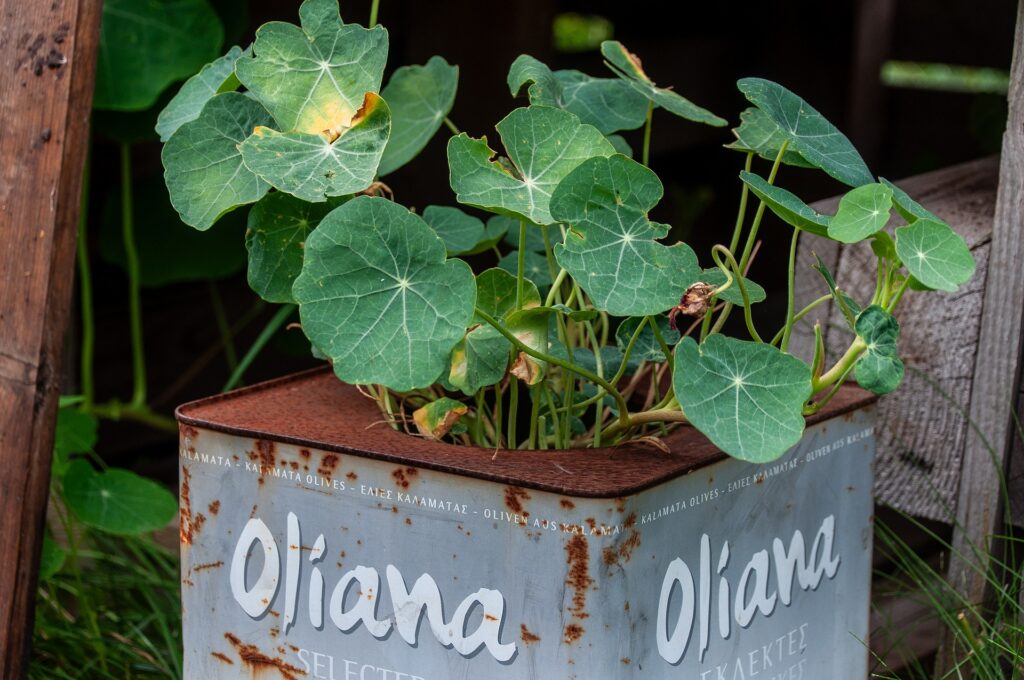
0, 0, 101, 676
937, 0, 1024, 674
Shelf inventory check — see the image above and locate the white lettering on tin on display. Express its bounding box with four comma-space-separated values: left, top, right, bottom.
656, 514, 841, 664
229, 514, 517, 663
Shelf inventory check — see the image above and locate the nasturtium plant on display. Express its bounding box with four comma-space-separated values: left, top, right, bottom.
160, 0, 976, 462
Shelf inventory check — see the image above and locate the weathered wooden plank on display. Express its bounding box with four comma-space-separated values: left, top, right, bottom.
0, 0, 101, 676
793, 159, 999, 522
945, 0, 1024, 638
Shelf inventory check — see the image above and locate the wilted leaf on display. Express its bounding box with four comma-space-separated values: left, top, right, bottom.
553, 154, 701, 316
447, 106, 614, 225
292, 196, 475, 391
234, 0, 387, 135
239, 93, 391, 202
737, 78, 874, 187
162, 92, 275, 230
63, 460, 178, 535
413, 397, 468, 439
378, 56, 459, 176
674, 335, 812, 462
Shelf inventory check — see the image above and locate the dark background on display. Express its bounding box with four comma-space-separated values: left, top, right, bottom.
81, 0, 1017, 475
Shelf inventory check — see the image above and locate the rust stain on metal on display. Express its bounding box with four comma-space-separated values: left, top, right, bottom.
179, 466, 205, 544
565, 535, 592, 620
346, 471, 358, 481
391, 466, 419, 489
504, 486, 531, 517
317, 453, 340, 480
193, 560, 224, 572
563, 623, 585, 644
224, 632, 306, 679
559, 499, 575, 509
520, 624, 540, 644
208, 500, 221, 515
404, 517, 412, 526
255, 439, 277, 467
621, 657, 632, 665
211, 651, 234, 665
602, 527, 642, 569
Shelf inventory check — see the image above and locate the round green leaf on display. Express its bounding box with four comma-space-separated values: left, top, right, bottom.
378, 56, 459, 176
497, 250, 553, 291
446, 106, 615, 225
63, 460, 178, 535
39, 534, 66, 581
895, 218, 975, 292
239, 93, 391, 202
246, 192, 347, 303
162, 92, 275, 230
552, 154, 701, 316
101, 177, 246, 287
601, 41, 726, 127
155, 45, 245, 142
615, 316, 680, 363
474, 268, 540, 322
854, 305, 904, 395
293, 196, 476, 391
737, 78, 873, 188
828, 183, 893, 243
94, 0, 224, 111
448, 325, 509, 395
460, 215, 511, 256
739, 171, 830, 237
725, 107, 813, 168
673, 335, 813, 462
234, 0, 388, 135
422, 206, 485, 256
880, 178, 941, 223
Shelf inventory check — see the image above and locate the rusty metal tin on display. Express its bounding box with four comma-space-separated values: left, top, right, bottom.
177, 368, 876, 680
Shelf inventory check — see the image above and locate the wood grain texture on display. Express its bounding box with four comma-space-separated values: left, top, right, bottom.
0, 0, 101, 676
793, 159, 999, 522
947, 0, 1024, 621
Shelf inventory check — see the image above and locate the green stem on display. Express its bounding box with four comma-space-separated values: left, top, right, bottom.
739, 140, 789, 272
811, 337, 867, 394
601, 404, 688, 441
649, 317, 674, 369
76, 150, 94, 409
473, 391, 485, 446
543, 384, 563, 449
528, 383, 541, 448
208, 282, 239, 374
563, 315, 648, 414
493, 382, 504, 448
508, 379, 519, 449
769, 294, 832, 346
728, 153, 754, 254
368, 0, 380, 27
711, 245, 762, 342
222, 304, 295, 392
886, 275, 912, 312
515, 222, 528, 309
475, 308, 630, 428
90, 401, 178, 433
540, 224, 559, 283
780, 228, 801, 352
443, 117, 460, 135
641, 100, 654, 167
121, 144, 146, 408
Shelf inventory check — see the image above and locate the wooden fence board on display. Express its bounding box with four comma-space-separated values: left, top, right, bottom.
0, 0, 101, 676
